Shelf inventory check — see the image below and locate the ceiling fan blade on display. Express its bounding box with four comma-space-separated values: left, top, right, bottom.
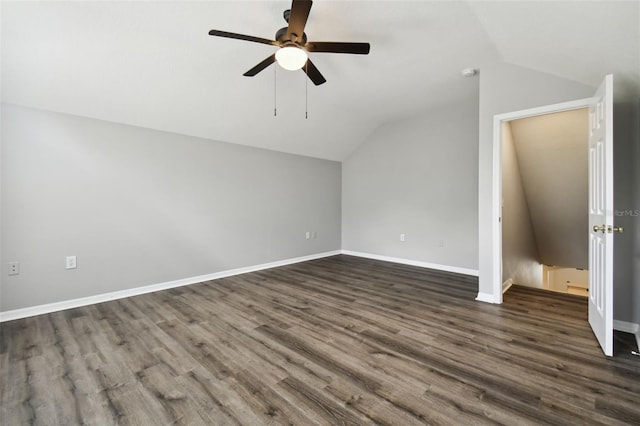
209, 29, 278, 46
302, 59, 326, 86
287, 0, 313, 42
305, 41, 370, 55
243, 54, 277, 77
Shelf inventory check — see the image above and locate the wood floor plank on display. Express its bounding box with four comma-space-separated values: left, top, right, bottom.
277, 376, 368, 425
2, 255, 639, 425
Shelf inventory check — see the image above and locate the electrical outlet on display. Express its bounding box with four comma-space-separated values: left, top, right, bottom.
305, 231, 310, 240
66, 256, 77, 269
400, 233, 406, 242
439, 239, 445, 247
311, 231, 317, 239
8, 261, 20, 276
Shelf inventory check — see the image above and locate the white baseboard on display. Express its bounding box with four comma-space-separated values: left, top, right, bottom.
341, 250, 479, 277
614, 320, 639, 334
502, 278, 513, 294
475, 292, 500, 304
0, 250, 341, 323
613, 320, 640, 349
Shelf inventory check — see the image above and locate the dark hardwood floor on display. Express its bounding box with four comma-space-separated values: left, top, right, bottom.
1, 255, 639, 425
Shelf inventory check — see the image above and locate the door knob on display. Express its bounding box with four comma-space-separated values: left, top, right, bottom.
593, 225, 623, 233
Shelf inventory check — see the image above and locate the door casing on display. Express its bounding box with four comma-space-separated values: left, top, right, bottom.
488, 97, 594, 304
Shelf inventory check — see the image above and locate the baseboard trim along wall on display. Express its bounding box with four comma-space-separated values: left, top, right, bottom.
341, 250, 479, 277
475, 292, 500, 304
502, 278, 514, 294
0, 250, 341, 323
343, 250, 494, 304
4, 250, 636, 339
613, 320, 640, 350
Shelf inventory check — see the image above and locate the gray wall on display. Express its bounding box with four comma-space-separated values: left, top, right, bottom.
501, 122, 542, 288
634, 100, 640, 326
342, 97, 479, 271
1, 105, 341, 312
613, 100, 640, 325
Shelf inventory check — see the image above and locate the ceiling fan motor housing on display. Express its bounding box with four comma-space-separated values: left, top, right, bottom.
208, 0, 370, 86
276, 27, 307, 45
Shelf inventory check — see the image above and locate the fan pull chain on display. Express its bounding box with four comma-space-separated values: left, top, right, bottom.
305, 61, 308, 119
274, 64, 277, 117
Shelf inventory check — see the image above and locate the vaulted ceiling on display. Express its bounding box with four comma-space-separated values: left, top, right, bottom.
2, 1, 638, 161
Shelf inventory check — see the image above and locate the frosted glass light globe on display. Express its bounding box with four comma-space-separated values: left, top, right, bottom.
275, 46, 308, 71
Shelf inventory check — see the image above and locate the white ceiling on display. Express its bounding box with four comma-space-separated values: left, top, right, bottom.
2, 1, 639, 161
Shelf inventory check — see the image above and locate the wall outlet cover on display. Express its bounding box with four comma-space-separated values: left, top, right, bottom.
8, 261, 20, 276
66, 256, 77, 269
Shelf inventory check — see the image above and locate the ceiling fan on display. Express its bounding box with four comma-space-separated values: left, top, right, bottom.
208, 0, 370, 86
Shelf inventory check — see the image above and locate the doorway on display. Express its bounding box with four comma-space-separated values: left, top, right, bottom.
489, 97, 593, 305
501, 108, 590, 298
485, 75, 616, 356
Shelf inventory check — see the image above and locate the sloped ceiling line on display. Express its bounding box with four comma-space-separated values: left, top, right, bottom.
1, 1, 637, 161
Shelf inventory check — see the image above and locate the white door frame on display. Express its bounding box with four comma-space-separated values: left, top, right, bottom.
489, 98, 593, 303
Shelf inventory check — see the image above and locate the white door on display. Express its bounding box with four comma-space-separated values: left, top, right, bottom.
588, 74, 615, 356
